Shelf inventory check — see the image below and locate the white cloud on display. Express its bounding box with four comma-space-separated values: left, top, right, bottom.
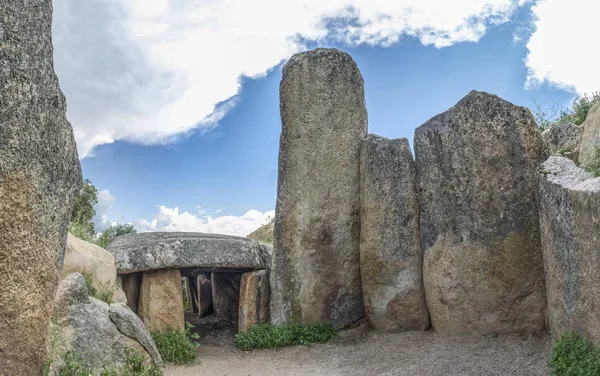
93, 189, 116, 232
135, 205, 275, 237
525, 0, 597, 94
52, 0, 525, 158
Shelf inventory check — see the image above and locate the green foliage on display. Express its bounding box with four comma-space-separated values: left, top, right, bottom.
83, 273, 114, 304
234, 322, 338, 351
550, 332, 600, 375
151, 322, 199, 364
68, 221, 97, 244
530, 92, 600, 132
97, 223, 137, 248
558, 92, 600, 126
584, 146, 600, 177
57, 351, 162, 376
70, 179, 99, 240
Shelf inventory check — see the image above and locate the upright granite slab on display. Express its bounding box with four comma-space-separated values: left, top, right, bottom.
539, 156, 600, 343
272, 48, 367, 329
0, 2, 81, 374
414, 90, 547, 334
106, 232, 270, 274
239, 270, 270, 333
138, 269, 185, 332
359, 135, 429, 332
578, 102, 600, 166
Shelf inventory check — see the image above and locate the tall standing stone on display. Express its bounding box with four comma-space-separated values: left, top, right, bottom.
539, 156, 600, 343
138, 269, 185, 332
414, 90, 547, 334
359, 135, 429, 332
578, 102, 600, 166
272, 48, 367, 328
0, 1, 82, 374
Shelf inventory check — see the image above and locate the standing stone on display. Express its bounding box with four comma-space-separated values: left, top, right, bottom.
138, 269, 184, 332
359, 135, 429, 332
120, 273, 142, 313
539, 156, 600, 343
197, 274, 213, 317
578, 102, 600, 166
0, 2, 81, 374
212, 273, 241, 325
542, 122, 582, 162
414, 90, 547, 334
238, 270, 270, 333
272, 48, 367, 329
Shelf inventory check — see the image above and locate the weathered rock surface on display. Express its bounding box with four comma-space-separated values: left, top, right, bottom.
63, 233, 127, 303
239, 270, 270, 333
106, 232, 270, 274
109, 303, 162, 366
272, 48, 367, 329
0, 1, 81, 376
538, 156, 600, 343
50, 274, 157, 372
578, 102, 600, 166
0, 2, 82, 374
138, 269, 185, 332
359, 135, 429, 332
542, 122, 582, 162
414, 90, 547, 334
212, 273, 242, 325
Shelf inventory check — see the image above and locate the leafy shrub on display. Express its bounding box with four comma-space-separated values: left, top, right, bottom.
83, 273, 113, 304
558, 92, 600, 126
584, 146, 600, 178
151, 322, 199, 364
550, 332, 600, 375
234, 322, 338, 351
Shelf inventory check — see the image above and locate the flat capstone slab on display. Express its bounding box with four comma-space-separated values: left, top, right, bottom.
106, 232, 270, 274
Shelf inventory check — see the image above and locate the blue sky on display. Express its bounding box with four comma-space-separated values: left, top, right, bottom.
51, 0, 589, 236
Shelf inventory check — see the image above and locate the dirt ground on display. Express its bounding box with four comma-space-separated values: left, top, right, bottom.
165, 315, 552, 376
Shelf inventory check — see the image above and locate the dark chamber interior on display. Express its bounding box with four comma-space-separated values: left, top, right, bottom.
180, 268, 243, 346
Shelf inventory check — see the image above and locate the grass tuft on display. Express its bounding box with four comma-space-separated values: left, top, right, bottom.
83, 273, 113, 304
234, 322, 338, 351
151, 322, 199, 365
550, 331, 600, 375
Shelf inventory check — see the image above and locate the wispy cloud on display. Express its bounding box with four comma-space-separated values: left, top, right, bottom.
52, 0, 525, 158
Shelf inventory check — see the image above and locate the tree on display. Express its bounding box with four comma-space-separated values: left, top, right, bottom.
97, 223, 137, 248
69, 179, 98, 242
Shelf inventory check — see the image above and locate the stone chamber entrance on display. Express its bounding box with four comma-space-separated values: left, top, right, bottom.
181, 268, 245, 346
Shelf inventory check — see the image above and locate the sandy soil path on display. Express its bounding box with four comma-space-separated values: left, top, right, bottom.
164, 325, 551, 376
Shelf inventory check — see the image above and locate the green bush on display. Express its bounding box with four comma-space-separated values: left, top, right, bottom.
234, 322, 338, 351
97, 223, 137, 248
83, 273, 113, 304
57, 351, 162, 376
550, 332, 600, 375
151, 322, 199, 364
558, 92, 600, 126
